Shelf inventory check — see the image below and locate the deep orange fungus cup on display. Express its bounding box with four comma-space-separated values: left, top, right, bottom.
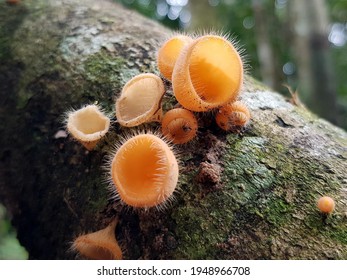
172, 35, 243, 112
215, 101, 250, 130
157, 35, 193, 81
161, 108, 198, 144
110, 133, 179, 208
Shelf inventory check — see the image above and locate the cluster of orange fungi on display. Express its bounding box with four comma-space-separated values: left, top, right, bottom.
64, 33, 249, 259
64, 34, 336, 260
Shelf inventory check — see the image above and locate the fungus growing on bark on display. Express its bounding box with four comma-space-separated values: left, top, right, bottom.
161, 108, 198, 144
157, 35, 193, 81
317, 196, 335, 214
115, 73, 165, 127
215, 101, 250, 130
66, 104, 110, 150
72, 219, 122, 260
172, 35, 243, 112
109, 133, 179, 208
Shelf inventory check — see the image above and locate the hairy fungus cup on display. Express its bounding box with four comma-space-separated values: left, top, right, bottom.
215, 101, 250, 130
66, 105, 110, 150
161, 108, 198, 144
110, 133, 178, 208
72, 219, 122, 260
116, 73, 165, 127
157, 35, 193, 81
172, 35, 243, 112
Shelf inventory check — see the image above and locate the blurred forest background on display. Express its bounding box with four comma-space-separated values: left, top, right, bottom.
1, 0, 346, 259
117, 0, 347, 129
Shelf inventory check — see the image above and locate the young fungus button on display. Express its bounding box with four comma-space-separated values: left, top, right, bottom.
72, 219, 122, 260
66, 104, 110, 150
161, 108, 198, 144
317, 196, 335, 214
157, 35, 193, 81
215, 101, 250, 130
115, 73, 165, 127
172, 35, 243, 112
110, 133, 179, 208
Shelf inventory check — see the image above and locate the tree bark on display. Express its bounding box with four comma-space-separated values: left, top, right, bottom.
0, 0, 346, 260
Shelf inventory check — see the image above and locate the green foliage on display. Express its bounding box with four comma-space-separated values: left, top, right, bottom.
0, 204, 28, 260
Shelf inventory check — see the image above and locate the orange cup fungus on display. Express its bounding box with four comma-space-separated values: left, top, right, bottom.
161, 108, 198, 144
72, 219, 122, 260
66, 104, 110, 150
172, 35, 243, 112
317, 196, 335, 214
157, 35, 193, 81
110, 133, 178, 208
215, 101, 250, 130
116, 73, 165, 127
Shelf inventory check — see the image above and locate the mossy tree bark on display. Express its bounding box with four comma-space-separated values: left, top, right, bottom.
1, 0, 347, 260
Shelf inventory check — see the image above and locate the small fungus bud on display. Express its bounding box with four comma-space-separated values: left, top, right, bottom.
110, 133, 178, 208
115, 73, 165, 127
72, 219, 122, 260
66, 105, 110, 150
317, 196, 335, 214
157, 35, 193, 81
161, 108, 198, 144
172, 35, 243, 112
215, 101, 250, 130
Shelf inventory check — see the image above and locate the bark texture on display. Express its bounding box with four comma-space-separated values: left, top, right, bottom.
0, 0, 347, 260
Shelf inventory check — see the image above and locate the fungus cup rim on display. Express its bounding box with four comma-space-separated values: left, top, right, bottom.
115, 73, 165, 127
172, 35, 243, 112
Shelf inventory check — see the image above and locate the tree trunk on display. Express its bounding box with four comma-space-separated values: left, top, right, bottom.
289, 0, 339, 125
252, 0, 278, 91
0, 0, 346, 260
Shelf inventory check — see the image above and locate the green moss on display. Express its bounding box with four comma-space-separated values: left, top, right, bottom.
172, 197, 235, 259
0, 3, 28, 61
263, 198, 294, 227
81, 50, 140, 111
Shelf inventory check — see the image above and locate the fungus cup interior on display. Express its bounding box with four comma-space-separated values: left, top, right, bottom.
111, 134, 178, 208
189, 36, 242, 105
68, 105, 110, 142
116, 74, 164, 127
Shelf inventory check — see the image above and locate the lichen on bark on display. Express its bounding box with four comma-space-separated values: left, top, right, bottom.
0, 0, 346, 260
